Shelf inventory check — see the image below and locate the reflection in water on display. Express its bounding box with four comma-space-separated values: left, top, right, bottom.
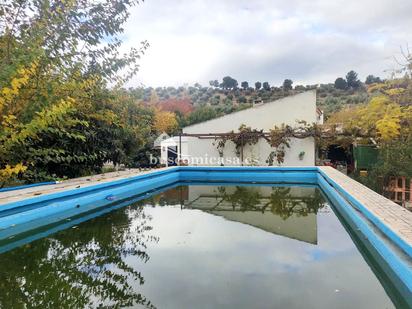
0, 184, 402, 308
0, 208, 157, 308
267, 187, 326, 219
182, 185, 326, 244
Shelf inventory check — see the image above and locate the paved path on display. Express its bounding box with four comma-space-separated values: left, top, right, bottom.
319, 166, 412, 247
0, 168, 165, 206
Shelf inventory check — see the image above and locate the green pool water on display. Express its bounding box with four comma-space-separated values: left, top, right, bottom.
0, 184, 405, 308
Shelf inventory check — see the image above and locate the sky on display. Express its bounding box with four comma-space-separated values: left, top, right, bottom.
122, 0, 412, 87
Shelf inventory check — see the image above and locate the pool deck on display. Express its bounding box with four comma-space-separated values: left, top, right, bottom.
0, 166, 411, 247
319, 166, 412, 248
0, 168, 167, 206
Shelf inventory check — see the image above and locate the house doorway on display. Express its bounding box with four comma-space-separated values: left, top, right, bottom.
326, 144, 354, 174
167, 146, 178, 166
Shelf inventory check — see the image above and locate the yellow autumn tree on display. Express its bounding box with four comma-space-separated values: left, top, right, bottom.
0, 61, 38, 116
0, 97, 83, 186
153, 109, 178, 134
0, 0, 151, 188
357, 95, 402, 141
0, 61, 40, 185
327, 92, 407, 142
0, 164, 27, 186
326, 106, 361, 129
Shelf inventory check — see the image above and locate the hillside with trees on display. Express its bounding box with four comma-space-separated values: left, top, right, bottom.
0, 0, 409, 190
129, 70, 376, 126
317, 70, 370, 116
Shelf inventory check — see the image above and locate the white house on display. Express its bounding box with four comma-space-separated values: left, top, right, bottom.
161, 90, 321, 166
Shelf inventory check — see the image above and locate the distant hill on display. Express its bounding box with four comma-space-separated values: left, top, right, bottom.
128, 81, 370, 123
316, 83, 369, 117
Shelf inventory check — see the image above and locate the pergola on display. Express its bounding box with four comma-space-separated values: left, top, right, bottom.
176, 130, 335, 165
177, 131, 270, 165
175, 126, 365, 165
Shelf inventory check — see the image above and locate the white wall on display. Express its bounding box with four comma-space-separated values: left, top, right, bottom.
161, 91, 317, 166
183, 136, 314, 166
183, 90, 317, 134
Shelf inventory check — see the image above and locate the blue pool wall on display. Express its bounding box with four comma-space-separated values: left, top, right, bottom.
0, 181, 183, 254
0, 166, 411, 303
318, 168, 412, 258
316, 173, 412, 304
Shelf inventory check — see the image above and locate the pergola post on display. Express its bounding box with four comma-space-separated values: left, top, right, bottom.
241, 134, 244, 166
179, 132, 182, 166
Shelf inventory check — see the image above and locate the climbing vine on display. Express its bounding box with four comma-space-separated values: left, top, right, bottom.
212, 137, 227, 158
229, 124, 264, 156
267, 124, 293, 164
214, 121, 329, 165
213, 124, 265, 158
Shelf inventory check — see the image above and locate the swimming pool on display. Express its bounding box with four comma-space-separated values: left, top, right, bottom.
0, 167, 410, 308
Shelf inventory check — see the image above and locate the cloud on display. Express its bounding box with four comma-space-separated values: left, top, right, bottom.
123, 0, 412, 87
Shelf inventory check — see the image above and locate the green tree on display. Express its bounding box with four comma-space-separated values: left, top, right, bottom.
186, 105, 219, 126
334, 77, 348, 90
209, 80, 219, 87
221, 76, 238, 89
365, 75, 382, 84
346, 70, 361, 89
241, 81, 249, 89
283, 79, 293, 91
262, 81, 271, 91
0, 0, 149, 184
238, 96, 247, 103
255, 81, 262, 90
